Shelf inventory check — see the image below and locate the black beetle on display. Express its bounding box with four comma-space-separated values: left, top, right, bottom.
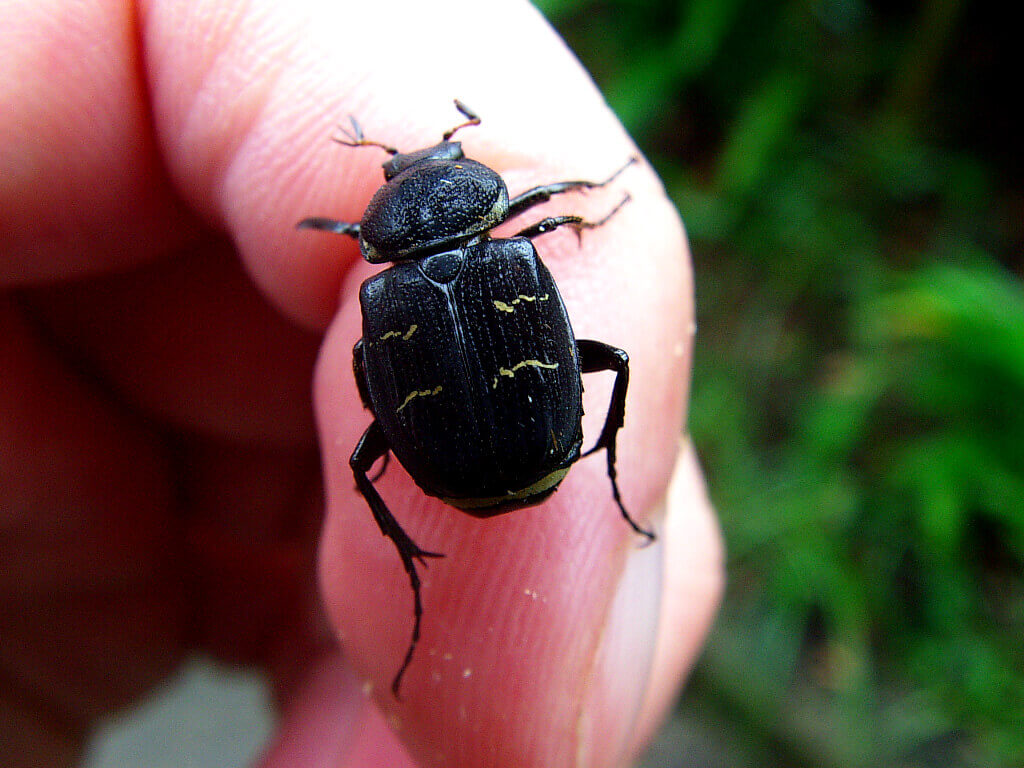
299, 100, 653, 696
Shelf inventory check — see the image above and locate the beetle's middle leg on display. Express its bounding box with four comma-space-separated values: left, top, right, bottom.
351, 421, 444, 696
577, 339, 655, 542
353, 340, 390, 481
505, 157, 636, 220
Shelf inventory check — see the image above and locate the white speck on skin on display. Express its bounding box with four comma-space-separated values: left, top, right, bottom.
462, 668, 472, 678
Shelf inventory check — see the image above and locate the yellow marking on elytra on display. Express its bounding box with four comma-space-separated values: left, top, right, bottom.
442, 466, 570, 510
492, 359, 559, 388
493, 293, 550, 313
396, 385, 443, 412
380, 324, 417, 341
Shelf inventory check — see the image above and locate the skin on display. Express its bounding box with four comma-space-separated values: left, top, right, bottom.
0, 1, 723, 766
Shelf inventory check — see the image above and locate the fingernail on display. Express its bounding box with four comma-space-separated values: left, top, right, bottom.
576, 504, 665, 767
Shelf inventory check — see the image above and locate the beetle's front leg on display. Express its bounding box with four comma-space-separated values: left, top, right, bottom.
514, 194, 631, 241
350, 421, 444, 696
577, 339, 655, 542
505, 157, 636, 220
296, 217, 361, 239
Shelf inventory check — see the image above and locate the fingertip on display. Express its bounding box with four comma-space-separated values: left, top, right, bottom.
629, 441, 724, 758
0, 0, 195, 284
258, 654, 417, 768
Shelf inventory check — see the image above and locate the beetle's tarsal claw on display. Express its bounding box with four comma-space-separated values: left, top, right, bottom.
333, 132, 356, 148
349, 115, 364, 141
332, 115, 362, 146
331, 115, 400, 154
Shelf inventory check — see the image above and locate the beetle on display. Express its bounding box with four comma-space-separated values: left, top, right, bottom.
299, 100, 653, 696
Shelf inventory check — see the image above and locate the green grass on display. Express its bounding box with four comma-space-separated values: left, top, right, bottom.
535, 1, 1023, 765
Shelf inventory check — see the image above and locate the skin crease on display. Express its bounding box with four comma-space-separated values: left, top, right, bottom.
0, 1, 723, 767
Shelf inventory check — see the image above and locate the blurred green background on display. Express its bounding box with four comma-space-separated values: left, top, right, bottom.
534, 1, 1023, 766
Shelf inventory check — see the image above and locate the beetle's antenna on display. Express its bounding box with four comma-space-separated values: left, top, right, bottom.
442, 99, 482, 141
334, 115, 400, 155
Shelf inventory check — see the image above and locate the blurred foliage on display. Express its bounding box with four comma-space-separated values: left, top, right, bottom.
535, 1, 1022, 766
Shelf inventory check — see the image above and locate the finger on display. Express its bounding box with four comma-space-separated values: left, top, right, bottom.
2, 0, 321, 444
24, 241, 320, 445
625, 442, 724, 762
0, 300, 184, 750
0, 0, 197, 284
259, 654, 417, 768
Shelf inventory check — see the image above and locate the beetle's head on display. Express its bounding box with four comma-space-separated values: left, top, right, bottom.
382, 141, 464, 180
359, 155, 509, 264
354, 100, 503, 264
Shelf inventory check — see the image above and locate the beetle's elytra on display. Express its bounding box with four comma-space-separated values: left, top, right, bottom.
298, 100, 653, 696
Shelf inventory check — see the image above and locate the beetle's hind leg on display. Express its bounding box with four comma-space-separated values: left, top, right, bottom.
514, 194, 631, 241
352, 340, 390, 481
505, 157, 636, 221
351, 421, 444, 696
577, 339, 655, 543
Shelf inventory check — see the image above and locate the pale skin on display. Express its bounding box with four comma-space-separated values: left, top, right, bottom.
0, 1, 723, 766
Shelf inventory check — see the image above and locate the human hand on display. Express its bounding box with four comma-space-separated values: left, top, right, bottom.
0, 1, 722, 766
